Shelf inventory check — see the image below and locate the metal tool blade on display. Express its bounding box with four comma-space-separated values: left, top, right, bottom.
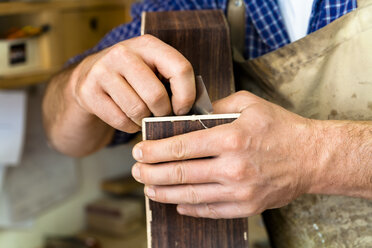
191, 75, 214, 115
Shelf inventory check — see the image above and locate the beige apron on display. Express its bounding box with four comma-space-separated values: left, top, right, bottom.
230, 0, 372, 247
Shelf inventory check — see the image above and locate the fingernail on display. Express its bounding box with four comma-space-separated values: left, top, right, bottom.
177, 205, 186, 214
177, 107, 189, 116
146, 186, 156, 198
133, 145, 143, 161
132, 165, 141, 182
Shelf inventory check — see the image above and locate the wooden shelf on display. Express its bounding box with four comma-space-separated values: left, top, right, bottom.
0, 0, 133, 16
0, 67, 59, 89
0, 0, 135, 89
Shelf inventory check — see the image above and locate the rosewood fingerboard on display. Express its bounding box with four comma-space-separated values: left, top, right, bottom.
143, 115, 248, 248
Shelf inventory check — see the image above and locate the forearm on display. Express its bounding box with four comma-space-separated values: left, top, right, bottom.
309, 120, 372, 199
42, 65, 114, 157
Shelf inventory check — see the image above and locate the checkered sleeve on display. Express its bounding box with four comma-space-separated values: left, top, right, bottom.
308, 0, 357, 33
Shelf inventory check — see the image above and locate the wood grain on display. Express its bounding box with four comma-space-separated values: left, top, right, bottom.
144, 115, 248, 248
143, 10, 235, 102
142, 10, 248, 248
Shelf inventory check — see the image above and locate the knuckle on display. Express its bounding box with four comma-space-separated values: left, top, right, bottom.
176, 60, 193, 76
126, 102, 148, 120
74, 84, 91, 109
257, 114, 273, 132
108, 44, 130, 59
173, 162, 186, 184
234, 90, 258, 105
140, 34, 158, 45
75, 80, 86, 95
89, 62, 106, 77
205, 204, 221, 219
112, 114, 130, 129
226, 160, 246, 181
147, 89, 167, 107
170, 138, 187, 160
234, 188, 253, 201
178, 93, 195, 109
86, 62, 107, 83
224, 128, 244, 151
138, 166, 150, 183
235, 90, 250, 99
106, 45, 138, 66
187, 185, 200, 204
158, 190, 169, 203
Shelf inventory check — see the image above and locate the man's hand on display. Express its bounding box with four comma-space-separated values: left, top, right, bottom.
131, 91, 319, 218
71, 34, 195, 133
43, 35, 195, 156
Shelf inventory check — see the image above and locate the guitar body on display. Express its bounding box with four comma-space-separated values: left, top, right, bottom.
142, 10, 249, 248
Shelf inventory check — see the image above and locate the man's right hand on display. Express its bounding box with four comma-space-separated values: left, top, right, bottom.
43, 35, 195, 156
69, 34, 196, 133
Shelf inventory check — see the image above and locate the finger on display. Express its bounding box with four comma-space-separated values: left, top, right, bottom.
88, 91, 139, 133
132, 158, 220, 185
128, 35, 196, 115
213, 91, 262, 114
133, 124, 232, 163
177, 202, 255, 219
144, 184, 235, 205
101, 73, 151, 126
109, 50, 172, 117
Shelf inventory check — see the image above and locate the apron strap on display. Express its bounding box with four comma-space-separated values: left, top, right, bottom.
358, 0, 372, 7
227, 0, 246, 60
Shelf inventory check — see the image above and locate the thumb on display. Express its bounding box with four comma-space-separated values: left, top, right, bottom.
213, 91, 261, 114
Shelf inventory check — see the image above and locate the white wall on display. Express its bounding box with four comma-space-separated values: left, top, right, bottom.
0, 85, 137, 248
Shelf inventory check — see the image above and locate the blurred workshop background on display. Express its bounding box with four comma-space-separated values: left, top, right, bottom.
0, 0, 269, 247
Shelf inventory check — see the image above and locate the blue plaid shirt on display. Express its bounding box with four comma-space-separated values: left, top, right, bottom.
67, 0, 357, 145
69, 0, 356, 64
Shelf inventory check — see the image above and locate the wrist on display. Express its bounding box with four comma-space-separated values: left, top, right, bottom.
304, 119, 335, 195
294, 118, 325, 196
306, 120, 372, 198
